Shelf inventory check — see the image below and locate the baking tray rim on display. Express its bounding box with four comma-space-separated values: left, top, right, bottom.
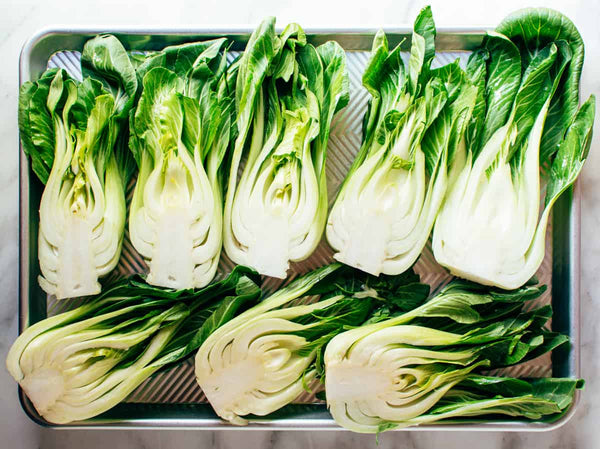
17, 25, 582, 431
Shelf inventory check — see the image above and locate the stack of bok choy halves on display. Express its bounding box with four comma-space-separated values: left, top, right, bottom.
10, 6, 591, 433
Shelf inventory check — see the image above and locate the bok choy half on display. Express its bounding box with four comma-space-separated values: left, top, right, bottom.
19, 35, 137, 299
324, 279, 580, 433
223, 18, 349, 279
6, 267, 260, 424
129, 38, 234, 289
326, 7, 477, 277
432, 8, 595, 289
194, 264, 429, 425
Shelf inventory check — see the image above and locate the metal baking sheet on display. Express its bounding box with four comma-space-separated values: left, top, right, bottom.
18, 27, 581, 430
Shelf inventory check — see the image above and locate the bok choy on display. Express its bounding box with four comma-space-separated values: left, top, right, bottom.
324, 279, 579, 433
6, 267, 260, 424
19, 35, 137, 299
129, 39, 234, 289
432, 8, 595, 289
326, 7, 477, 277
223, 18, 349, 278
194, 264, 429, 425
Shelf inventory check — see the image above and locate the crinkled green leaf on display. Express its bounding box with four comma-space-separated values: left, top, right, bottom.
545, 95, 595, 206
18, 69, 59, 184
497, 7, 585, 160
479, 32, 521, 148
81, 34, 138, 119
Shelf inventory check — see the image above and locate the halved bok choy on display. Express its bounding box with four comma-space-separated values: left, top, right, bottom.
223, 18, 349, 278
324, 279, 580, 433
6, 267, 260, 424
432, 8, 595, 289
129, 39, 235, 289
326, 7, 477, 277
19, 35, 137, 299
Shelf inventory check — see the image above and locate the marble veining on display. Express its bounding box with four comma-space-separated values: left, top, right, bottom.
1, 0, 598, 448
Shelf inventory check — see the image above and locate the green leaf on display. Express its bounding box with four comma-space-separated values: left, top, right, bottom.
311, 266, 429, 314
132, 67, 184, 162
153, 275, 261, 368
422, 78, 448, 130
544, 95, 595, 206
179, 94, 202, 155
427, 393, 562, 420
430, 59, 465, 102
175, 39, 226, 79
293, 296, 374, 355
518, 331, 570, 364
479, 32, 521, 148
81, 34, 138, 119
403, 280, 545, 325
271, 23, 306, 81
77, 94, 116, 161
312, 41, 350, 176
460, 306, 551, 346
497, 7, 585, 160
362, 30, 389, 88
70, 77, 109, 129
458, 375, 533, 397
530, 377, 583, 410
344, 31, 404, 186
408, 33, 426, 98
422, 70, 477, 176
408, 5, 436, 94
508, 43, 557, 164
18, 69, 60, 184
464, 49, 489, 154
235, 17, 277, 142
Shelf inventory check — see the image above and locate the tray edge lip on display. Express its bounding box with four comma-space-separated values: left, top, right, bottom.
18, 24, 490, 40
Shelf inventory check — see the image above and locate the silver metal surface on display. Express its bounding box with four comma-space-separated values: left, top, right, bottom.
18, 27, 581, 431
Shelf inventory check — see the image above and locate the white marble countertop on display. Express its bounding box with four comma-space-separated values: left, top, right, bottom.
1, 0, 598, 447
